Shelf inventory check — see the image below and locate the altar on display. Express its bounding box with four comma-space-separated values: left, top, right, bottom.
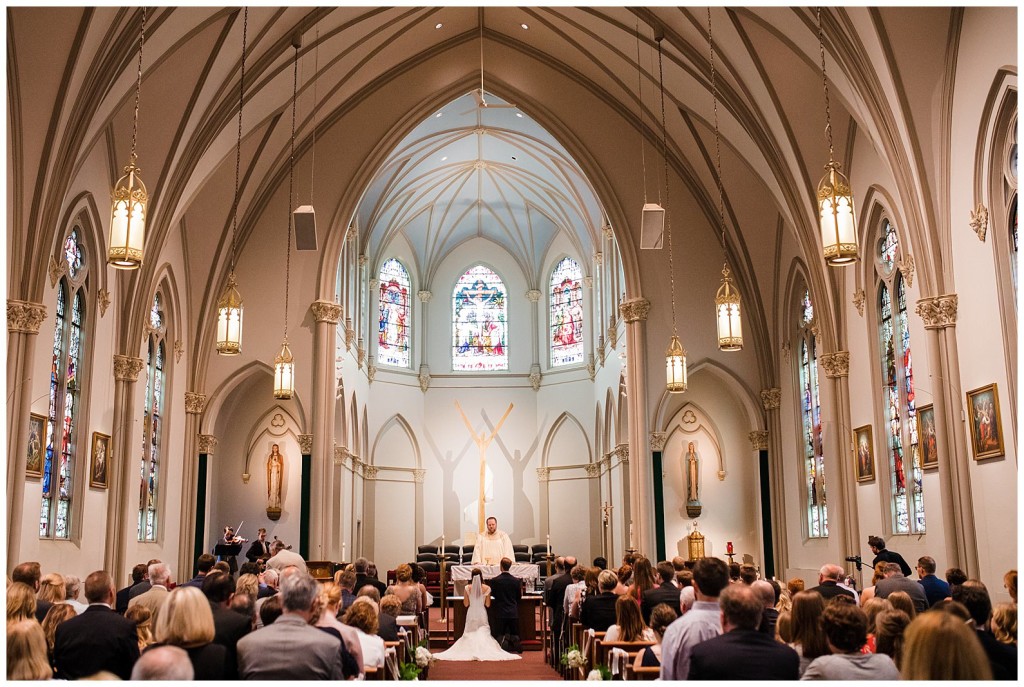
449, 563, 539, 581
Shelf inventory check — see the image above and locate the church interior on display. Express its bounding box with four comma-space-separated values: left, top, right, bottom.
6, 5, 1018, 614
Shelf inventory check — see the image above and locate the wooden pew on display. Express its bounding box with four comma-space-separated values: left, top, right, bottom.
627, 650, 661, 680
593, 639, 655, 680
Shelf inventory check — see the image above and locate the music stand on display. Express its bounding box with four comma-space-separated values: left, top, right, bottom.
214, 542, 243, 576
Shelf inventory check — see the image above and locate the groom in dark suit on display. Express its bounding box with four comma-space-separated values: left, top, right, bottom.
489, 557, 522, 649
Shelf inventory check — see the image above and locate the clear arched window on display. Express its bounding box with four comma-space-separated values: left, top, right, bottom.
139, 293, 166, 541
452, 265, 508, 371
40, 228, 88, 539
549, 257, 585, 367
797, 288, 827, 538
377, 258, 411, 368
876, 220, 925, 534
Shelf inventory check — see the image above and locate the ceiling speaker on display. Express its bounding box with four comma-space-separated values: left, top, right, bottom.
294, 205, 317, 251
641, 203, 665, 250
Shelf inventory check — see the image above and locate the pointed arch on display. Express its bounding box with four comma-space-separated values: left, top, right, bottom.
653, 360, 762, 435
452, 263, 509, 371
548, 255, 585, 367
201, 361, 308, 435
376, 257, 413, 368
370, 414, 421, 469
542, 411, 592, 468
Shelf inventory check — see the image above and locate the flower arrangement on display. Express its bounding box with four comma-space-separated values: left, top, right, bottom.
561, 645, 586, 670
398, 640, 435, 680
587, 665, 612, 680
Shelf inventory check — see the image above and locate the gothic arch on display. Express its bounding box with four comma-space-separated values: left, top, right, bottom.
541, 411, 592, 468
242, 405, 303, 478
370, 413, 422, 469
201, 360, 308, 435
653, 360, 763, 435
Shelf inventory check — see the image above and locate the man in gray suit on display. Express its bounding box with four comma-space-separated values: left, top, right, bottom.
237, 572, 344, 679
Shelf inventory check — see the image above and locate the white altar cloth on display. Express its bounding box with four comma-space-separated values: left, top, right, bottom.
449, 563, 539, 581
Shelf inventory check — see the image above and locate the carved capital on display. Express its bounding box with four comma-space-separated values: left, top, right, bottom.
368, 278, 378, 290
366, 364, 377, 384
597, 341, 606, 366
897, 255, 915, 288
594, 252, 604, 266
536, 467, 550, 482
819, 351, 850, 379
649, 432, 668, 452
852, 288, 865, 317
748, 430, 769, 451
358, 254, 368, 267
613, 443, 630, 463
184, 392, 206, 415
298, 434, 314, 454
412, 468, 426, 483
915, 294, 958, 329
602, 225, 614, 240
310, 300, 342, 324
363, 465, 378, 480
586, 356, 596, 381
583, 276, 593, 289
345, 323, 354, 350
619, 298, 651, 323
198, 434, 218, 454
760, 388, 781, 411
418, 365, 431, 392
584, 463, 601, 478
970, 204, 988, 242
174, 339, 184, 363
607, 325, 617, 349
7, 299, 47, 334
333, 446, 348, 466
525, 289, 542, 303
48, 255, 66, 287
417, 290, 432, 303
357, 340, 366, 369
113, 354, 145, 382
529, 364, 542, 392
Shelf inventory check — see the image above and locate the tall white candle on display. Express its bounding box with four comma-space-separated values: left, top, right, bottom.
629, 523, 635, 548
546, 533, 551, 554
342, 542, 347, 562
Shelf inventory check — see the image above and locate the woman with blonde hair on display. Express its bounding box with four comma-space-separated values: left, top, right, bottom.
343, 598, 386, 669
604, 593, 655, 642
235, 573, 259, 601
858, 563, 887, 606
315, 582, 365, 674
386, 563, 424, 614
148, 586, 226, 680
991, 602, 1017, 645
37, 573, 65, 605
7, 619, 53, 680
124, 604, 155, 652
7, 581, 37, 623
40, 603, 77, 666
886, 590, 917, 620
901, 609, 992, 679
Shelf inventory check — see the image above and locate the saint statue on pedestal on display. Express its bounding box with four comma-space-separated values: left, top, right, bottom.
267, 443, 283, 520
685, 442, 702, 518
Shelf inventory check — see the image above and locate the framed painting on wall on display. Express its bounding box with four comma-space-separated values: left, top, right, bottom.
853, 424, 874, 483
916, 404, 938, 469
26, 413, 46, 478
966, 383, 1004, 460
90, 432, 110, 488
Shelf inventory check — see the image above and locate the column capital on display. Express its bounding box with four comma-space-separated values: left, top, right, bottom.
310, 300, 342, 324
619, 297, 651, 323
358, 253, 368, 266
536, 467, 550, 482
649, 432, 668, 452
362, 465, 379, 480
585, 463, 601, 478
525, 289, 542, 303
748, 430, 769, 450
915, 294, 958, 329
602, 225, 614, 240
7, 299, 47, 334
819, 352, 850, 378
418, 365, 431, 392
594, 252, 604, 266
529, 364, 542, 391
184, 392, 207, 415
367, 364, 377, 384
298, 434, 314, 454
613, 443, 630, 463
412, 468, 426, 483
583, 276, 593, 289
198, 434, 218, 454
417, 290, 432, 303
760, 387, 781, 411
113, 354, 145, 381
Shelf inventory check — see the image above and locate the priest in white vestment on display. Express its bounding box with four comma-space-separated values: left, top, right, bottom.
472, 516, 515, 565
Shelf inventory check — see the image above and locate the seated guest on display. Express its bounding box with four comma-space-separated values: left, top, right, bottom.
335, 568, 358, 612
753, 580, 779, 636
643, 561, 683, 620
235, 572, 259, 602
41, 603, 77, 666
201, 570, 251, 678
776, 611, 793, 643
593, 557, 608, 570
367, 562, 388, 595
605, 593, 655, 642
671, 556, 687, 583
580, 570, 619, 632
116, 564, 147, 615
915, 556, 950, 608
128, 559, 162, 599
874, 609, 911, 670
569, 566, 599, 623
7, 581, 37, 623
386, 563, 424, 614
254, 568, 280, 627
149, 586, 226, 680
12, 561, 52, 622
901, 608, 992, 679
266, 540, 307, 573
124, 605, 155, 653
955, 580, 1018, 679
728, 562, 741, 583
809, 564, 855, 602
946, 566, 969, 589
660, 557, 729, 680
687, 583, 799, 680
258, 594, 283, 627
317, 582, 366, 672
52, 570, 140, 680
237, 572, 345, 679
627, 557, 657, 603
802, 598, 899, 679
875, 562, 928, 612
343, 598, 386, 670
182, 553, 216, 588
788, 591, 829, 676
230, 592, 256, 626
858, 563, 887, 607
739, 564, 758, 585
409, 563, 433, 609
63, 575, 88, 615
7, 619, 53, 680
639, 603, 678, 666
887, 590, 917, 620
787, 577, 806, 596
377, 594, 403, 642
130, 645, 194, 680
212, 561, 231, 577
991, 603, 1017, 646
37, 572, 66, 606
357, 584, 382, 604
563, 565, 587, 630
239, 561, 262, 578
128, 562, 172, 625
614, 565, 632, 595
1004, 570, 1017, 604
861, 597, 893, 652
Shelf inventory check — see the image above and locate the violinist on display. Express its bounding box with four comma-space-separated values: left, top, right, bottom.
220, 525, 247, 576
246, 527, 273, 563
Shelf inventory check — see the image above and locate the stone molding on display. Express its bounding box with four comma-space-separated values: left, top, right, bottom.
526, 289, 542, 303
358, 254, 368, 266
916, 294, 958, 329
198, 434, 218, 454
819, 352, 850, 379
184, 392, 206, 415
7, 299, 47, 334
98, 289, 111, 317
363, 465, 379, 480
619, 298, 651, 323
367, 364, 377, 384
649, 432, 667, 452
897, 255, 915, 287
310, 300, 342, 324
529, 364, 542, 391
594, 252, 603, 266
298, 434, 314, 454
852, 289, 865, 317
970, 203, 988, 242
417, 290, 432, 303
584, 463, 601, 478
602, 225, 614, 239
748, 430, 769, 451
760, 387, 781, 411
413, 468, 426, 483
113, 354, 145, 381
612, 443, 629, 464
48, 256, 66, 287
418, 366, 431, 392
174, 339, 184, 362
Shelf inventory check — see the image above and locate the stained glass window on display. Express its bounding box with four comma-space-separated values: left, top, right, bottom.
452, 265, 508, 371
1011, 196, 1017, 303
377, 258, 411, 368
550, 257, 585, 367
797, 289, 827, 538
139, 294, 165, 541
41, 228, 86, 539
876, 223, 924, 534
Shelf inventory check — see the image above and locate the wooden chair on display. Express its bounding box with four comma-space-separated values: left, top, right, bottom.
627, 650, 661, 681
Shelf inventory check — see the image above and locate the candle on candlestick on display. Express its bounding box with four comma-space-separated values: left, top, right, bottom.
629, 522, 635, 549
342, 542, 347, 562
546, 533, 551, 555
727, 541, 734, 555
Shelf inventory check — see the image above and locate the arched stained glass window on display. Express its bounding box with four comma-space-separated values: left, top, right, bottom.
139, 293, 166, 541
377, 258, 411, 368
549, 257, 585, 367
41, 228, 87, 539
797, 289, 827, 538
1011, 195, 1017, 303
876, 220, 925, 534
452, 265, 508, 371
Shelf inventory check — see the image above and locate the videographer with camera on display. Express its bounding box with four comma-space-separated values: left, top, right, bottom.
866, 535, 912, 577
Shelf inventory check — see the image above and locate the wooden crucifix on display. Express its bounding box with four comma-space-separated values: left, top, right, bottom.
455, 400, 514, 532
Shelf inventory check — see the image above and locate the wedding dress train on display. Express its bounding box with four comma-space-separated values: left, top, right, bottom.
433, 576, 521, 662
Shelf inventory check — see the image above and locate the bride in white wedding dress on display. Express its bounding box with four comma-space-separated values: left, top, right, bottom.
434, 569, 521, 662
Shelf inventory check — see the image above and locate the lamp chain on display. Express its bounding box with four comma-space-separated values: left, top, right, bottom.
816, 7, 835, 163
309, 22, 319, 206
129, 7, 147, 165
285, 41, 297, 339
231, 7, 247, 274
635, 19, 647, 204
657, 35, 676, 335
708, 9, 726, 256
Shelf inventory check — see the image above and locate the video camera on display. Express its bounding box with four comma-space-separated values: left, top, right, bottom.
845, 554, 864, 571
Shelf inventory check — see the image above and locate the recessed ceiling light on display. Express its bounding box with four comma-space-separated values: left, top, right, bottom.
435, 112, 443, 118
435, 23, 443, 29
441, 156, 448, 161
511, 155, 517, 161
520, 23, 529, 30
515, 112, 523, 118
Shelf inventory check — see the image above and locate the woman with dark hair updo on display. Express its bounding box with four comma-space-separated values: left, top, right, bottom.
638, 603, 678, 667
614, 565, 632, 595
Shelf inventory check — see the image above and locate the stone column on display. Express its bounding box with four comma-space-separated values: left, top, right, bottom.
309, 300, 342, 559
6, 299, 48, 570
916, 294, 978, 575
820, 352, 860, 578
193, 434, 217, 573
527, 289, 542, 389
537, 467, 551, 544
760, 388, 786, 575
619, 298, 651, 553
177, 392, 206, 579
613, 444, 631, 552
593, 252, 604, 366
417, 291, 432, 389
105, 354, 144, 580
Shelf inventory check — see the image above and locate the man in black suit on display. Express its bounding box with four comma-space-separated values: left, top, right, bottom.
544, 556, 570, 659
201, 571, 251, 679
955, 580, 1017, 680
642, 561, 683, 621
580, 569, 619, 632
53, 570, 140, 680
353, 557, 387, 597
489, 557, 523, 647
12, 561, 52, 622
246, 527, 273, 563
868, 535, 912, 577
687, 583, 799, 680
809, 563, 857, 601
116, 563, 147, 615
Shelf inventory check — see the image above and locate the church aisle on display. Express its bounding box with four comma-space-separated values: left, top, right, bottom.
427, 647, 561, 681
